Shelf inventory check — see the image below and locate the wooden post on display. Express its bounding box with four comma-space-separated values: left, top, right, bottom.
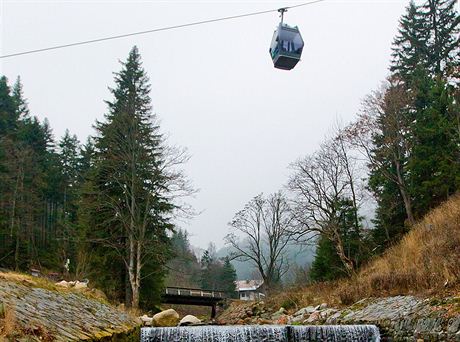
211, 304, 216, 319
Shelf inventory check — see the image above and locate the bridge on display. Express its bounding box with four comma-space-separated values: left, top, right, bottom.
162, 287, 227, 318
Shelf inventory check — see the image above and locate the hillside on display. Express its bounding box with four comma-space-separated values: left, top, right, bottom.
217, 195, 460, 340
0, 272, 140, 341
268, 193, 460, 309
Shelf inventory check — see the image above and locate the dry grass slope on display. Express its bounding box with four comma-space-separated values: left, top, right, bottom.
0, 304, 16, 338
0, 271, 108, 304
270, 194, 460, 309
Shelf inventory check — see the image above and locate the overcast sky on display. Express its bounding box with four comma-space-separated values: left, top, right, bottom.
1, 0, 419, 249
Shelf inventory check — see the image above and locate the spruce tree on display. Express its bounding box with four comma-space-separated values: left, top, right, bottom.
58, 130, 80, 210
55, 130, 81, 270
78, 137, 94, 180
368, 172, 409, 252
365, 79, 414, 248
0, 76, 17, 135
220, 257, 237, 298
82, 46, 173, 308
12, 76, 30, 119
408, 75, 460, 216
369, 0, 459, 250
310, 235, 345, 281
310, 198, 365, 281
421, 0, 460, 77
391, 0, 459, 81
200, 249, 215, 290
391, 1, 430, 85
165, 229, 201, 288
0, 76, 63, 270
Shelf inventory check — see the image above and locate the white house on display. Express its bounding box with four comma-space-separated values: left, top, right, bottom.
235, 280, 265, 301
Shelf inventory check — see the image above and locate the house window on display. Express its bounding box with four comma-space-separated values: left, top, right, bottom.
241, 292, 246, 298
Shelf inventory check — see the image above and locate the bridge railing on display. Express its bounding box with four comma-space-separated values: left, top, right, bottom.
164, 286, 226, 299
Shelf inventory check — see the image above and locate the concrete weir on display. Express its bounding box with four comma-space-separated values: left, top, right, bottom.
141, 325, 381, 341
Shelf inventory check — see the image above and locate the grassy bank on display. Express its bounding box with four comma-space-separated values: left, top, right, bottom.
0, 271, 109, 304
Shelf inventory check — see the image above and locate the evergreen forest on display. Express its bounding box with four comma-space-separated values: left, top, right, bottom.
0, 47, 237, 309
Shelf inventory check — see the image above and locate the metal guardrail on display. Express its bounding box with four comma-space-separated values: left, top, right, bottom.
164, 286, 225, 298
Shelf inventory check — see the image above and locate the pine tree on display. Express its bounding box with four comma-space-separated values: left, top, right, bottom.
220, 257, 237, 298
165, 229, 201, 288
0, 76, 17, 135
364, 79, 414, 249
12, 76, 30, 119
398, 1, 460, 216
200, 249, 237, 296
200, 249, 215, 290
58, 130, 80, 212
310, 235, 345, 282
310, 198, 366, 281
421, 0, 460, 77
55, 130, 81, 271
408, 75, 460, 216
368, 171, 409, 252
82, 46, 174, 308
369, 0, 459, 251
78, 137, 94, 181
391, 1, 430, 85
391, 0, 459, 81
0, 76, 63, 270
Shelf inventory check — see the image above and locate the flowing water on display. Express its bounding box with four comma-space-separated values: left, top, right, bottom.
290, 325, 380, 341
141, 325, 380, 341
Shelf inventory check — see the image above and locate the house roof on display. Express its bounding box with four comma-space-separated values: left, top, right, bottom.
235, 279, 264, 291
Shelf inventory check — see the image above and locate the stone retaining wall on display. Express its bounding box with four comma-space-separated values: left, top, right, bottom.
336, 296, 460, 341
0, 280, 140, 341
218, 295, 460, 341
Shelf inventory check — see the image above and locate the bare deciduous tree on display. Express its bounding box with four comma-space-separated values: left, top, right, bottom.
288, 135, 365, 276
343, 78, 415, 226
225, 192, 297, 290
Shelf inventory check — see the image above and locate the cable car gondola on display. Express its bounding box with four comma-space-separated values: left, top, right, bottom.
269, 8, 304, 70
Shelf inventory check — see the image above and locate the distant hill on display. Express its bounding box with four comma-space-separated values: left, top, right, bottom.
216, 244, 315, 282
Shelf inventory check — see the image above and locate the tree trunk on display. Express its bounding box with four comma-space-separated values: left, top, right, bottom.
127, 236, 136, 308
10, 173, 20, 238
429, 0, 441, 74
14, 165, 25, 271
125, 268, 132, 308
331, 229, 355, 276
338, 137, 361, 232
395, 159, 415, 225
127, 130, 140, 309
132, 240, 142, 309
15, 218, 20, 271
131, 282, 139, 310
